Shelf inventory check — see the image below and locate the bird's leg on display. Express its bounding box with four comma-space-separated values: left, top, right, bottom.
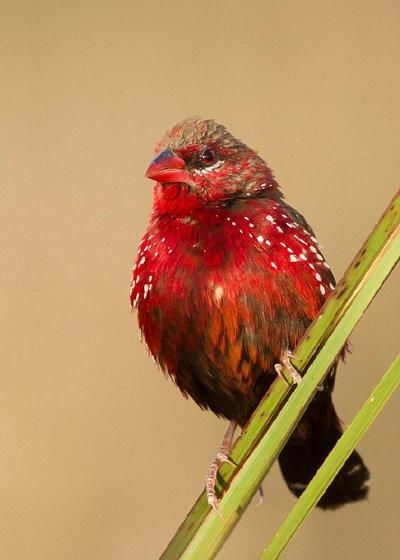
274, 349, 302, 385
275, 350, 325, 391
206, 420, 237, 515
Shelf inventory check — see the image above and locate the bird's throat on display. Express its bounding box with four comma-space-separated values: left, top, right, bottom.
154, 182, 204, 215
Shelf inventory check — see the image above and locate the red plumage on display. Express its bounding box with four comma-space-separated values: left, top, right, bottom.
131, 117, 369, 508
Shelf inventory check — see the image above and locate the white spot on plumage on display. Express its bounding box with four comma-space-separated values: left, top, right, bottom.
295, 235, 307, 246
280, 242, 286, 248
214, 285, 224, 301
289, 482, 307, 491
323, 262, 330, 269
257, 235, 264, 242
300, 254, 307, 261
289, 255, 298, 262
287, 247, 294, 253
329, 282, 335, 290
139, 256, 145, 266
271, 261, 278, 269
265, 239, 272, 246
276, 226, 283, 233
347, 463, 362, 476
315, 273, 322, 281
244, 216, 250, 221
316, 253, 324, 260
266, 215, 274, 223
232, 221, 237, 226
320, 285, 326, 295
310, 246, 317, 253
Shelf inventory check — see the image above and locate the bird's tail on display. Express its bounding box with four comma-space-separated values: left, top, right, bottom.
278, 383, 370, 509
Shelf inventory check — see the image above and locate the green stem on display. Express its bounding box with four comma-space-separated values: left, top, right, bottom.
260, 354, 400, 560
179, 221, 399, 559
160, 190, 400, 560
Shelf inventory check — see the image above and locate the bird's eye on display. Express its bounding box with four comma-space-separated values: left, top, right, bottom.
200, 148, 217, 166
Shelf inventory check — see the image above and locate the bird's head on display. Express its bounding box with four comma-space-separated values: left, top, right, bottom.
146, 116, 282, 215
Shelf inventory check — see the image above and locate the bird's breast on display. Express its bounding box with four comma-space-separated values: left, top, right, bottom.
131, 218, 244, 313
131, 203, 337, 421
133, 203, 335, 360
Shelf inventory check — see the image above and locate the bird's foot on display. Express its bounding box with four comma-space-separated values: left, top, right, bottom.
206, 420, 237, 516
274, 349, 302, 385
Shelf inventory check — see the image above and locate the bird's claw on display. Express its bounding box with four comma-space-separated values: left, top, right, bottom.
206, 452, 235, 516
275, 349, 302, 385
286, 349, 298, 360
205, 421, 237, 516
216, 451, 236, 467
207, 491, 223, 517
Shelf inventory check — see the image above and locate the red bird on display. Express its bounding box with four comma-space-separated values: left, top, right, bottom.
131, 117, 369, 511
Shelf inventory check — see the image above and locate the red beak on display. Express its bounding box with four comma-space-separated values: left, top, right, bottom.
145, 148, 195, 186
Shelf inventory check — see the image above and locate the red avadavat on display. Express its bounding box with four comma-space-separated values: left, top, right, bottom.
131, 117, 369, 511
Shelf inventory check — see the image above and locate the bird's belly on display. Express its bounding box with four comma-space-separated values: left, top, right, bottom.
135, 268, 294, 424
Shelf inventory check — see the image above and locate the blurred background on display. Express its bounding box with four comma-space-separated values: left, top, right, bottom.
1, 1, 399, 559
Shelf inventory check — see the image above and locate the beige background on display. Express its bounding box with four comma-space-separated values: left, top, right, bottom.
1, 1, 399, 559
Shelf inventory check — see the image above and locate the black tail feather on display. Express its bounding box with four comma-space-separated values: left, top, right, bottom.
278, 384, 370, 509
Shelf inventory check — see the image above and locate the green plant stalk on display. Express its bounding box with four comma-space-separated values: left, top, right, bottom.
160, 191, 400, 560
179, 224, 399, 560
159, 380, 291, 560
260, 353, 400, 560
